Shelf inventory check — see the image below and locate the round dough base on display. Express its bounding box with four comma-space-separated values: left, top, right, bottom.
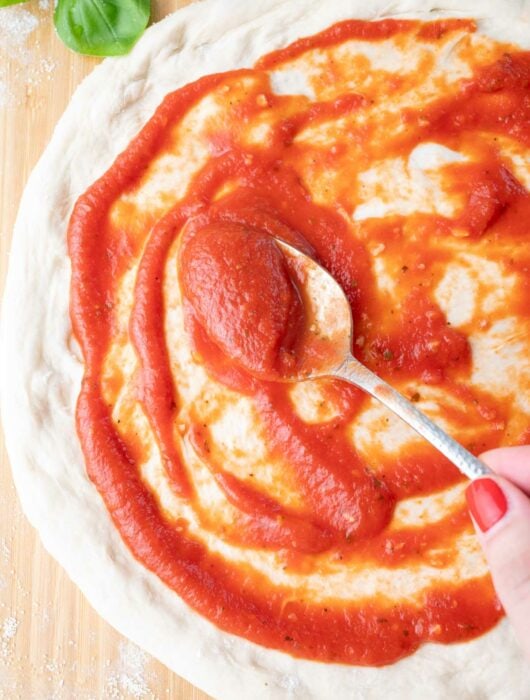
2, 1, 530, 698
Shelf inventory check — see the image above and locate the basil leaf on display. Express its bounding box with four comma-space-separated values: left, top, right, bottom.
54, 0, 150, 57
0, 0, 30, 6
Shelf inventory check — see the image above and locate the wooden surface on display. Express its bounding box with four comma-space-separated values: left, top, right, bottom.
0, 2, 211, 698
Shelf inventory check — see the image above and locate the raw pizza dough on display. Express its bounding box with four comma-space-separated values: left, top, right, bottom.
2, 0, 530, 698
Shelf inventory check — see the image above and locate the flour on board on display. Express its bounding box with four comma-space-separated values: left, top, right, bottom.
0, 6, 56, 109
104, 641, 155, 700
1, 616, 20, 659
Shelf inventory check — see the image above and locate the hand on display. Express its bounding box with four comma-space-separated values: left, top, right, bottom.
466, 446, 530, 661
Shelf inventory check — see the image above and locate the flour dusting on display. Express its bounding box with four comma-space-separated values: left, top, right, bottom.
105, 641, 155, 699
0, 5, 56, 109
0, 539, 10, 561
0, 564, 158, 697
1, 616, 20, 659
0, 7, 39, 59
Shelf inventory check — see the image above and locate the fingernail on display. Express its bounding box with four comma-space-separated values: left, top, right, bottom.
466, 478, 508, 532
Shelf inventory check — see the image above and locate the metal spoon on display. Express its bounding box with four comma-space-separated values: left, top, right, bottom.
276, 239, 492, 481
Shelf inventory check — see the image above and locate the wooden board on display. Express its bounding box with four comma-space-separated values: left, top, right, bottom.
0, 2, 211, 698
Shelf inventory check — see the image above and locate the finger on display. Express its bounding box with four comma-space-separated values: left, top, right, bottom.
480, 446, 530, 496
466, 475, 530, 661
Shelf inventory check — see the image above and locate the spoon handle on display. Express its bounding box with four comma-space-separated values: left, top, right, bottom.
334, 355, 493, 481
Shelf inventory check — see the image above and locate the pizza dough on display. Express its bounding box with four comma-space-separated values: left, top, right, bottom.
2, 1, 530, 698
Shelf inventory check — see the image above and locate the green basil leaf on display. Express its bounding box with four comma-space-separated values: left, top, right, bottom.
0, 0, 30, 7
54, 0, 150, 57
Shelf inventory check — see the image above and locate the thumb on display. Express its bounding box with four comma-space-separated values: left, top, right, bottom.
466, 466, 530, 661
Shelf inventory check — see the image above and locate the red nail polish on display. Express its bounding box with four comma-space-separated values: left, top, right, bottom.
466, 478, 508, 532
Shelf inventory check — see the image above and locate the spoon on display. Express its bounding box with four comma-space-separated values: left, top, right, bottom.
276, 239, 493, 481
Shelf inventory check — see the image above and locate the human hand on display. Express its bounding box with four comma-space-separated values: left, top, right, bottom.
466, 446, 530, 661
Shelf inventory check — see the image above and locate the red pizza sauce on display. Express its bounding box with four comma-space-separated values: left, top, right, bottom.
179, 221, 304, 380
69, 19, 530, 665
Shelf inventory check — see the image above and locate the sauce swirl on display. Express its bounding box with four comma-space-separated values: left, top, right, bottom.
69, 19, 530, 665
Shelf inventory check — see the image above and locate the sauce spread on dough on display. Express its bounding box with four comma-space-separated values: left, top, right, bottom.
69, 19, 530, 665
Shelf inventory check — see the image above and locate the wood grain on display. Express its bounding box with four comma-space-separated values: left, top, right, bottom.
0, 2, 211, 698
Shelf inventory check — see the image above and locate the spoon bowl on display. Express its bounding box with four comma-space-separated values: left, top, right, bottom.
276, 238, 492, 481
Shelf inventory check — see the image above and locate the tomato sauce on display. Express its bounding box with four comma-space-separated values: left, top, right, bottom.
179, 220, 303, 379
68, 19, 530, 665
